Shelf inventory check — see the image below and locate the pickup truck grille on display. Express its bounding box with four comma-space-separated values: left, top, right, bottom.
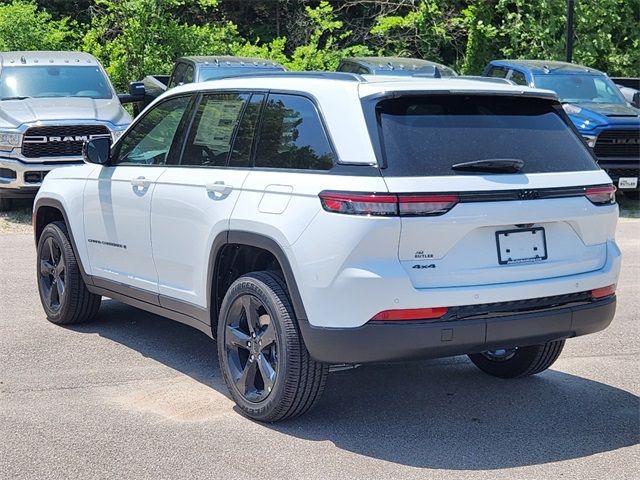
22, 125, 110, 158
593, 129, 640, 158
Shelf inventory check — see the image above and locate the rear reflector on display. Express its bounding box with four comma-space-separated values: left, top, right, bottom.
371, 307, 448, 321
585, 184, 616, 205
319, 191, 459, 217
398, 194, 459, 216
591, 284, 616, 299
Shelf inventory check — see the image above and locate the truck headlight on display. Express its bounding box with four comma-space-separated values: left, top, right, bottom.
0, 131, 22, 151
583, 135, 597, 148
111, 126, 128, 143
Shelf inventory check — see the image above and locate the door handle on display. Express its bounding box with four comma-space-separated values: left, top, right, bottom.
131, 176, 150, 188
206, 181, 233, 195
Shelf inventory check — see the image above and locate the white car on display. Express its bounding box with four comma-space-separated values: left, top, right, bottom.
33, 72, 621, 421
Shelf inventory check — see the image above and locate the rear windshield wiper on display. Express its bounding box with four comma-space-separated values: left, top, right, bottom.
1, 96, 31, 101
451, 158, 524, 173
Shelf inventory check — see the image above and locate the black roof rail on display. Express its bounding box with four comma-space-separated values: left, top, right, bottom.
201, 71, 366, 82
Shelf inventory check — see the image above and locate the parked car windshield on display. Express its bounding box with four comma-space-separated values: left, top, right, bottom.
533, 74, 626, 105
376, 94, 599, 176
0, 66, 113, 100
198, 66, 285, 82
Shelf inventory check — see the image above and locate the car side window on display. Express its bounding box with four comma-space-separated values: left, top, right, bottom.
114, 95, 191, 166
168, 63, 187, 88
489, 67, 508, 78
255, 94, 335, 170
510, 70, 528, 86
184, 65, 194, 84
229, 93, 265, 168
181, 93, 249, 167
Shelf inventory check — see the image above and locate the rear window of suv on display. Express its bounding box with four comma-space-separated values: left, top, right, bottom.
376, 95, 599, 176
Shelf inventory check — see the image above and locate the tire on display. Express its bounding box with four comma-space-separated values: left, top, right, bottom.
623, 190, 640, 201
0, 196, 12, 212
217, 271, 328, 422
468, 340, 565, 379
37, 221, 101, 324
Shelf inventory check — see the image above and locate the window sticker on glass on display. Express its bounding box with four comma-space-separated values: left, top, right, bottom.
193, 99, 244, 154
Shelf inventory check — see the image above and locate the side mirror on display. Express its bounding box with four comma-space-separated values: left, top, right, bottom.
83, 137, 111, 165
633, 91, 640, 109
118, 82, 146, 104
129, 81, 146, 97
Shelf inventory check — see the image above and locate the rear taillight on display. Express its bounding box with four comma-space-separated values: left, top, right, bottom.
585, 184, 616, 205
591, 284, 616, 299
398, 194, 459, 216
319, 191, 459, 217
318, 192, 397, 216
370, 307, 448, 322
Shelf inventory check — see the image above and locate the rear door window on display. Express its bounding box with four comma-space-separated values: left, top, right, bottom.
182, 93, 249, 167
255, 94, 335, 170
488, 67, 508, 78
376, 95, 599, 176
510, 70, 528, 86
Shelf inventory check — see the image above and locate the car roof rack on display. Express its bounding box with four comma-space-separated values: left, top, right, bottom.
202, 71, 366, 82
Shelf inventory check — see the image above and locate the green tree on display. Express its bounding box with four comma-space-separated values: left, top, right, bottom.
82, 0, 239, 89
286, 1, 370, 71
0, 0, 78, 51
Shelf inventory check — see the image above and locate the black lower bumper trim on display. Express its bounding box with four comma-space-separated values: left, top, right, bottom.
299, 296, 616, 364
0, 187, 39, 199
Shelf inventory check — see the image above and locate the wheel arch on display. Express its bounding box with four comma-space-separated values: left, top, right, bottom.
33, 197, 93, 286
208, 231, 308, 335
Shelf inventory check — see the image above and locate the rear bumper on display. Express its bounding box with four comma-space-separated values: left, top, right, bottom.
299, 295, 616, 364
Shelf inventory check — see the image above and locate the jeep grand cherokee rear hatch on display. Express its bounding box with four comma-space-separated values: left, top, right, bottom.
373, 94, 617, 289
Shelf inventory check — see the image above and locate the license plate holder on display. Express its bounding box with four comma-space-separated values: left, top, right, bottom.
496, 227, 547, 265
618, 177, 638, 189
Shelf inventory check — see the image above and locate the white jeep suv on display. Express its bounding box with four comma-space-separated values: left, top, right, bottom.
33, 73, 621, 421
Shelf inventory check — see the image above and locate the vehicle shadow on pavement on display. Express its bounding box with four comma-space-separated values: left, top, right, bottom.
72, 299, 639, 470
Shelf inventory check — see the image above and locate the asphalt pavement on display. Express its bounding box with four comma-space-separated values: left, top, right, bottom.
1, 218, 638, 479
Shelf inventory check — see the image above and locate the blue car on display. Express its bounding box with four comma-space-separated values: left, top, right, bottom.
483, 60, 640, 199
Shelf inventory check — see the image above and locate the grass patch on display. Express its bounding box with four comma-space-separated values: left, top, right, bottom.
0, 204, 32, 234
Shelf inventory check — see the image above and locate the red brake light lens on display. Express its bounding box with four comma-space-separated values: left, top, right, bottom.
319, 192, 459, 217
591, 284, 616, 299
370, 307, 448, 322
585, 184, 616, 205
319, 192, 398, 216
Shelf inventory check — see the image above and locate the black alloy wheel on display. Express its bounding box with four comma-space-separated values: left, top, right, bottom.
36, 221, 101, 324
224, 294, 279, 403
39, 236, 66, 313
468, 340, 565, 378
217, 271, 328, 422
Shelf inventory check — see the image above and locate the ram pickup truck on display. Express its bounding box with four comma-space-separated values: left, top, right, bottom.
0, 51, 132, 210
135, 56, 285, 113
337, 56, 458, 77
483, 60, 640, 200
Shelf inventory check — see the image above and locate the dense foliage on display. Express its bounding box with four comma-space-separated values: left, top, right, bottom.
1, 0, 638, 90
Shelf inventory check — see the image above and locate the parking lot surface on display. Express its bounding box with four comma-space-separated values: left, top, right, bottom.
1, 216, 638, 480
